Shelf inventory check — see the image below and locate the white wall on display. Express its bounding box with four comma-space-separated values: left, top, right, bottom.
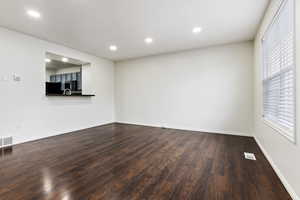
82, 64, 94, 95
253, 0, 300, 199
115, 42, 254, 136
0, 27, 115, 144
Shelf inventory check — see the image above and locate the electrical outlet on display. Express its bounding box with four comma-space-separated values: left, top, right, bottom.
244, 152, 256, 160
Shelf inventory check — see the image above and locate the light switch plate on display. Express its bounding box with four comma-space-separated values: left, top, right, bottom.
13, 74, 21, 82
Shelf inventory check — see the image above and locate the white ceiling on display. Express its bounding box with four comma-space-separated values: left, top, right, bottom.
0, 0, 269, 61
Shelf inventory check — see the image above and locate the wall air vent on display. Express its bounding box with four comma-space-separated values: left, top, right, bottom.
244, 152, 256, 160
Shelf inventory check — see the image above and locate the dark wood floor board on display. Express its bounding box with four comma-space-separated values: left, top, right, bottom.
0, 123, 292, 200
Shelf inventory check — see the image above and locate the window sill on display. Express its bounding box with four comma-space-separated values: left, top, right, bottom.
262, 118, 296, 144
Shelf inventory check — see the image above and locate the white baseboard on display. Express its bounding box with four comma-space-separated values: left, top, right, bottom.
12, 121, 114, 146
255, 137, 300, 200
116, 121, 251, 137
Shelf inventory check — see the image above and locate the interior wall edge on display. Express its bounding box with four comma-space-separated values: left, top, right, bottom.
253, 0, 300, 198
254, 136, 300, 200
0, 26, 112, 62
115, 40, 254, 64
115, 42, 254, 137
0, 27, 115, 147
116, 121, 252, 137
11, 121, 115, 146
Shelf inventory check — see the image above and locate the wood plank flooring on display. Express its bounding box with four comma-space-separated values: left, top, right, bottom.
0, 123, 292, 200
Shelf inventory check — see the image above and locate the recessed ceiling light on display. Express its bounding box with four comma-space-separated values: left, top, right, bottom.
144, 37, 153, 44
62, 57, 69, 62
45, 58, 51, 63
109, 45, 118, 51
193, 27, 202, 34
27, 10, 41, 19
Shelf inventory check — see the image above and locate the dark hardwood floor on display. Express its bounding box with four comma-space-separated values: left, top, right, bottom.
0, 123, 291, 200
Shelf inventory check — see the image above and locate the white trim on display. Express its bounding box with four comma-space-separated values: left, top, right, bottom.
116, 121, 251, 137
255, 136, 300, 200
261, 0, 297, 144
262, 118, 296, 143
262, 0, 287, 41
11, 121, 114, 146
0, 144, 13, 148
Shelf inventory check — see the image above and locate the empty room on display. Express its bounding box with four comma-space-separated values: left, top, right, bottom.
0, 0, 299, 199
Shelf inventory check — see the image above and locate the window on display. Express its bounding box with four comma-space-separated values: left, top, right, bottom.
262, 0, 296, 142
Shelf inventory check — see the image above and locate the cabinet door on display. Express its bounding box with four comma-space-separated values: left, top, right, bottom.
61, 74, 66, 90
72, 73, 77, 81
50, 75, 56, 82
77, 72, 82, 90
56, 74, 61, 82
66, 73, 72, 81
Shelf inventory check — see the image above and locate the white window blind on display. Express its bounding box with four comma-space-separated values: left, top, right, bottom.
262, 0, 295, 141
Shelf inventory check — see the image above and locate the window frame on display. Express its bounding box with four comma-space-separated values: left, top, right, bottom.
261, 0, 297, 143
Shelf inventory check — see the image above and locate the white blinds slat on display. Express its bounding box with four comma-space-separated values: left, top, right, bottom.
262, 0, 295, 138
